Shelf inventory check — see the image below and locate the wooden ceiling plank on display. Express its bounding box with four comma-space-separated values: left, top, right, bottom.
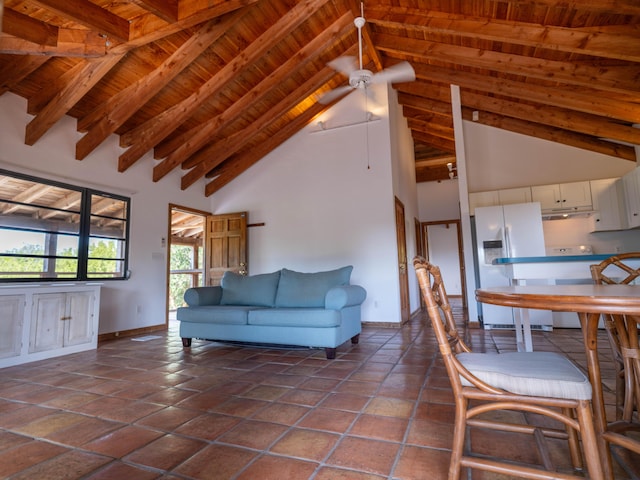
412, 131, 456, 153
376, 33, 640, 96
135, 0, 179, 23
75, 16, 238, 162
494, 0, 640, 16
149, 13, 355, 180
0, 55, 49, 95
116, 0, 329, 170
2, 8, 58, 46
366, 6, 640, 63
25, 54, 124, 146
30, 0, 130, 43
204, 105, 324, 196
464, 109, 636, 162
460, 89, 640, 146
181, 67, 336, 190
407, 118, 454, 140
410, 64, 640, 124
397, 92, 454, 117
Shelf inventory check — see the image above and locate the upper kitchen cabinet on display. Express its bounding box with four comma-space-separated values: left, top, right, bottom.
469, 187, 532, 214
531, 181, 592, 212
589, 178, 627, 232
622, 168, 640, 228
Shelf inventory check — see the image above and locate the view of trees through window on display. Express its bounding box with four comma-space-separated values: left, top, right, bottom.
169, 243, 203, 310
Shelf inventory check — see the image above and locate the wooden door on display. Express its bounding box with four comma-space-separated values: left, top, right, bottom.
395, 198, 410, 323
205, 212, 248, 286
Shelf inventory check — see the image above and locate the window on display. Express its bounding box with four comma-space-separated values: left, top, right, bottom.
0, 169, 130, 282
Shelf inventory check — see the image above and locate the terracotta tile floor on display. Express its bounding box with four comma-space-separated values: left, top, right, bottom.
0, 302, 636, 479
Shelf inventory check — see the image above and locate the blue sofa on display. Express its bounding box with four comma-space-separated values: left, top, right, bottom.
176, 266, 367, 359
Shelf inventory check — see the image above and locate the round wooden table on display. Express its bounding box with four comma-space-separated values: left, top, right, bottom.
476, 284, 640, 480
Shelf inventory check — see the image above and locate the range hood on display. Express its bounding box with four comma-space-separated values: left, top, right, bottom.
541, 210, 596, 220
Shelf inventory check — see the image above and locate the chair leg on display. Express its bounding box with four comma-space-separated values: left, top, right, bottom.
575, 400, 605, 480
449, 397, 468, 480
562, 407, 583, 471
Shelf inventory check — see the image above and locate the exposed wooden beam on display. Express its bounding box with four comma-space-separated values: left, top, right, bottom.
375, 33, 640, 96
135, 0, 179, 23
113, 0, 329, 169
182, 68, 336, 190
75, 15, 240, 161
30, 0, 130, 42
25, 54, 124, 146
149, 13, 355, 181
408, 64, 640, 124
0, 30, 107, 56
366, 6, 640, 63
2, 8, 58, 46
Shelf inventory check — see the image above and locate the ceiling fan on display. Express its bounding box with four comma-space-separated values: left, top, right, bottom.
318, 4, 416, 105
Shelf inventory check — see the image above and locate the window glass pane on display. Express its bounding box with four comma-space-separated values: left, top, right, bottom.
90, 216, 126, 240
91, 194, 127, 220
87, 259, 125, 278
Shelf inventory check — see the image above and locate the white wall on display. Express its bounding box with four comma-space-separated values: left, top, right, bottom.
210, 84, 415, 323
463, 121, 636, 192
417, 180, 461, 221
0, 93, 212, 334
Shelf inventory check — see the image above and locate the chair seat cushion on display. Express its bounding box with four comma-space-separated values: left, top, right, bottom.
458, 352, 592, 401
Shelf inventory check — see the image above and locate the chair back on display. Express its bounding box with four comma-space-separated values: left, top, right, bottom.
590, 252, 640, 422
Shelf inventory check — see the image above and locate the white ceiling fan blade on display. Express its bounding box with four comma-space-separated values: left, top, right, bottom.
317, 85, 355, 104
327, 56, 358, 77
371, 61, 416, 85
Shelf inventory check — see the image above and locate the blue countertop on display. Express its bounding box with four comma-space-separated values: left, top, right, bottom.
492, 254, 616, 265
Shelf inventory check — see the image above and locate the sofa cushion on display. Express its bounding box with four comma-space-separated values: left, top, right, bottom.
274, 266, 353, 308
176, 305, 258, 324
220, 270, 281, 307
248, 308, 341, 327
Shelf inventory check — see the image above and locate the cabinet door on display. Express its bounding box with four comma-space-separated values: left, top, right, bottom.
560, 181, 592, 209
64, 291, 94, 346
468, 191, 499, 214
498, 187, 532, 205
531, 184, 561, 210
29, 293, 65, 353
0, 295, 24, 359
623, 168, 640, 228
590, 178, 625, 232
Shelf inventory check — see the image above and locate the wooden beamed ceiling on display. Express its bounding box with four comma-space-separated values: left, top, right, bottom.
1, 0, 638, 189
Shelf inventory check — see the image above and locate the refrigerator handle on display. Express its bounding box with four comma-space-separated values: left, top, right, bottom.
504, 226, 511, 257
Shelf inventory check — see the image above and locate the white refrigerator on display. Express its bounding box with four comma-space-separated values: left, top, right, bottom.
474, 202, 552, 330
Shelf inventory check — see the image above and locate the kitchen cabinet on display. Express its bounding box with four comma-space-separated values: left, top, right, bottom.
589, 178, 627, 232
531, 181, 592, 212
498, 187, 532, 205
622, 167, 640, 228
468, 191, 499, 214
0, 284, 101, 368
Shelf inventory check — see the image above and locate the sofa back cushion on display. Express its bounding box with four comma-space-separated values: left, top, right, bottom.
220, 270, 281, 307
275, 266, 353, 308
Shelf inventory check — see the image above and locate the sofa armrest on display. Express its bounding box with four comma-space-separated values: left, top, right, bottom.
325, 285, 367, 310
184, 286, 223, 306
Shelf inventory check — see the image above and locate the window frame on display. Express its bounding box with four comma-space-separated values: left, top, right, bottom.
0, 168, 131, 283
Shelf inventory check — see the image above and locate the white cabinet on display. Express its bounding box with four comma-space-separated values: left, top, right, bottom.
0, 295, 24, 359
469, 191, 499, 214
589, 178, 627, 232
622, 168, 640, 228
0, 284, 100, 368
498, 187, 532, 205
29, 291, 95, 353
469, 187, 532, 214
531, 181, 592, 212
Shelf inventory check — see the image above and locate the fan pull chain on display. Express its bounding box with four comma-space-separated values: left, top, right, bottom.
364, 90, 371, 170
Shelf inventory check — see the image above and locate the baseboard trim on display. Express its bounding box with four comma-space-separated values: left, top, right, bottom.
98, 324, 167, 344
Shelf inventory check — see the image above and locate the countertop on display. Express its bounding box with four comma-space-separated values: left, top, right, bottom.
492, 254, 616, 265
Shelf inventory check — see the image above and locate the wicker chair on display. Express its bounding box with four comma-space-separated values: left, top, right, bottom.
590, 253, 640, 477
413, 256, 603, 480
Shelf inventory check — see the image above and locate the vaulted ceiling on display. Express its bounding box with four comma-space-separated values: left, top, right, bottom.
1, 0, 638, 194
